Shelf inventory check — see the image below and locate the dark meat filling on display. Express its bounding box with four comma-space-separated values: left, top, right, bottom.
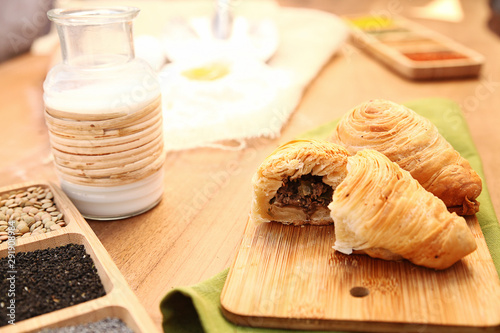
270, 174, 333, 217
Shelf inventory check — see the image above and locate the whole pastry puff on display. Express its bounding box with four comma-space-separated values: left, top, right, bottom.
330, 99, 482, 215
329, 149, 477, 270
251, 139, 349, 225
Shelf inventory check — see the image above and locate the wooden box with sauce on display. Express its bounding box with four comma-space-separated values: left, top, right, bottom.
344, 14, 484, 80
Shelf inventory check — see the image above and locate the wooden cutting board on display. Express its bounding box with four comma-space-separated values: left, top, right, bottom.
220, 215, 500, 332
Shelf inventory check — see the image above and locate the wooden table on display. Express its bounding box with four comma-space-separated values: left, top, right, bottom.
0, 1, 499, 331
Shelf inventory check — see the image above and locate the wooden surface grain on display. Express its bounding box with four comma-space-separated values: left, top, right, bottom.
0, 1, 499, 331
221, 216, 500, 332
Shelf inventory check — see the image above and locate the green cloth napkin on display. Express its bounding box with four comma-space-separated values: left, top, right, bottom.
160, 98, 500, 333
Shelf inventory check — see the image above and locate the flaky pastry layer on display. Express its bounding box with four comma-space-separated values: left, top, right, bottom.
329, 149, 477, 270
250, 139, 349, 225
330, 99, 482, 215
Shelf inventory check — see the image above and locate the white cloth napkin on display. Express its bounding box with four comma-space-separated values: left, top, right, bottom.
160, 6, 349, 151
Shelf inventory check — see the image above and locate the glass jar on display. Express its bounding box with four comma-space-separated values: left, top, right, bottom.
43, 7, 164, 220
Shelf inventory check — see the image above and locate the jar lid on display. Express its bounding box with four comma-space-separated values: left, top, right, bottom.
47, 7, 139, 25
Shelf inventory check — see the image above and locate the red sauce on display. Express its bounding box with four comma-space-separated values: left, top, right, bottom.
403, 51, 468, 61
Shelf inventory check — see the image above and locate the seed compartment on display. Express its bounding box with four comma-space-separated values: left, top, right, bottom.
0, 184, 70, 247
28, 306, 139, 333
0, 241, 107, 325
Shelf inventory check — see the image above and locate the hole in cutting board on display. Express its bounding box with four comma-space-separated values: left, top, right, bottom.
350, 286, 370, 297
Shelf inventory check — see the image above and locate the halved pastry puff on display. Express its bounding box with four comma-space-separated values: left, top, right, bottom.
329, 149, 477, 270
330, 99, 482, 215
250, 139, 349, 225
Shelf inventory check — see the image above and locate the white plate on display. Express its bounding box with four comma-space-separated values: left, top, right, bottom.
161, 16, 279, 63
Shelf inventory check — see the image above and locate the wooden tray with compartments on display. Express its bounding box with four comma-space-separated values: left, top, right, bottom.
0, 181, 159, 333
344, 14, 484, 80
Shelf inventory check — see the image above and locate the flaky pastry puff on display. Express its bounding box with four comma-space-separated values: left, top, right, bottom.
330, 99, 482, 215
329, 149, 477, 270
250, 140, 349, 225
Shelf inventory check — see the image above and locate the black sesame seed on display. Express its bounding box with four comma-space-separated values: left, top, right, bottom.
0, 244, 106, 326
